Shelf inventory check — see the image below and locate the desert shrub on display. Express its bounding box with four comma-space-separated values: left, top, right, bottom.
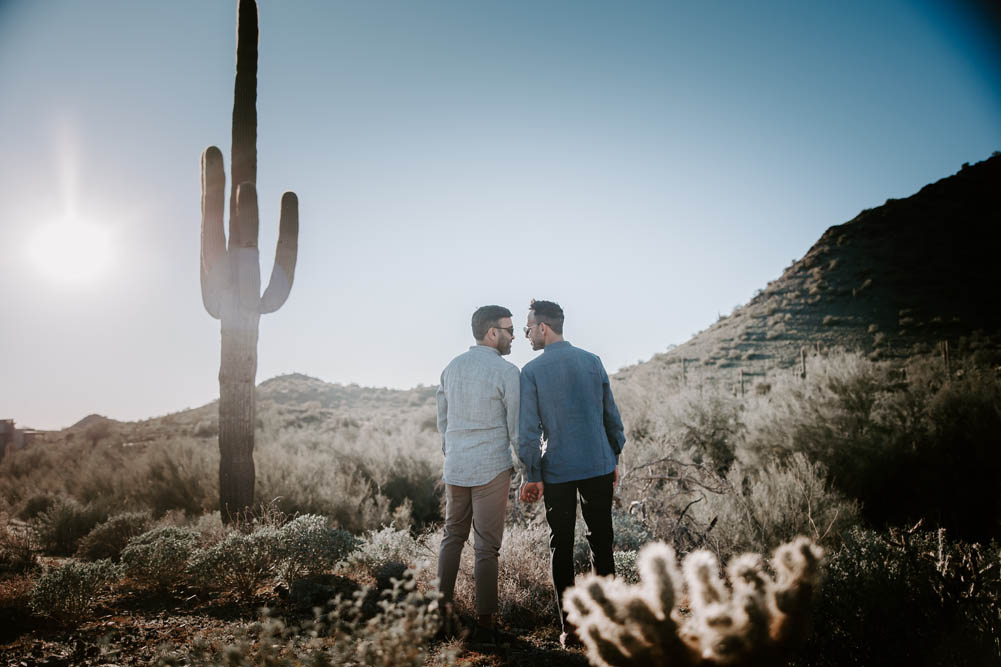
679, 388, 743, 471
29, 559, 118, 621
190, 510, 230, 543
612, 508, 654, 551
140, 441, 217, 517
120, 526, 199, 590
0, 522, 37, 576
34, 496, 108, 555
16, 492, 57, 520
799, 527, 1001, 667
76, 511, 152, 561
374, 455, 443, 530
695, 454, 859, 558
187, 530, 277, 598
495, 522, 553, 625
348, 526, 419, 575
744, 353, 1001, 542
272, 514, 359, 587
255, 449, 397, 533
162, 573, 444, 666
613, 550, 639, 583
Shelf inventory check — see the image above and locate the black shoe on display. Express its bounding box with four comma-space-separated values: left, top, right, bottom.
435, 603, 462, 640
471, 623, 500, 645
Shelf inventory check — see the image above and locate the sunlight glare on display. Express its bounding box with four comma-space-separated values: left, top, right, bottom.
27, 217, 114, 286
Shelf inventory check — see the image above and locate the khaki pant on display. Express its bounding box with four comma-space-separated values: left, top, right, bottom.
437, 469, 511, 615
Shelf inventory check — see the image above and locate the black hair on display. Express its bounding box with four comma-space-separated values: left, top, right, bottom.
471, 305, 513, 340
529, 299, 564, 334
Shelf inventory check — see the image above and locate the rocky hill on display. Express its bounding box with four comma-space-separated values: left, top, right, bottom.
617, 153, 1001, 388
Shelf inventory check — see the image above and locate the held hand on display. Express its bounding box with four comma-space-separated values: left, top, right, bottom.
520, 481, 544, 503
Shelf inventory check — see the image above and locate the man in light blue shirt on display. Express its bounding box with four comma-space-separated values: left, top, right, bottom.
518, 299, 625, 647
436, 305, 519, 639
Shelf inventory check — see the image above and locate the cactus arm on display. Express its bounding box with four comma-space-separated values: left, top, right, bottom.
200, 146, 227, 319
233, 182, 262, 311
229, 0, 258, 242
260, 191, 299, 314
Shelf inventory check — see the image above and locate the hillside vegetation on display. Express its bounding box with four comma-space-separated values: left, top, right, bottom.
3, 155, 1001, 665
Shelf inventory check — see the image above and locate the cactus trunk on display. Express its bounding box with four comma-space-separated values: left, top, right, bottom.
218, 312, 258, 518
200, 0, 299, 523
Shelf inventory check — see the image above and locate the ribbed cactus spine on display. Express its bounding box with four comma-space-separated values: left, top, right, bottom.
200, 0, 299, 522
564, 537, 823, 667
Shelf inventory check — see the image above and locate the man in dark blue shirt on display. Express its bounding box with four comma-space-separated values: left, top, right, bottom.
517, 299, 626, 647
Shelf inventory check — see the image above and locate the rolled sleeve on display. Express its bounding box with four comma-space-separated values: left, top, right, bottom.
518, 368, 543, 482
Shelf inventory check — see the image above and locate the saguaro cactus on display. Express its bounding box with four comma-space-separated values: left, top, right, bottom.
564, 537, 824, 666
200, 0, 299, 522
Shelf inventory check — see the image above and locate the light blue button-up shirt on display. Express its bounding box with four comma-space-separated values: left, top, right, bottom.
437, 345, 520, 486
518, 341, 625, 484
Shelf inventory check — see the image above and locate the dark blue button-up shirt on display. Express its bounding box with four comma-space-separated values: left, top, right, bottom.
518, 341, 625, 483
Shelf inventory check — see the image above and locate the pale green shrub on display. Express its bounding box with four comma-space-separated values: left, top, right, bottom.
565, 537, 824, 666
613, 508, 654, 551
349, 526, 419, 575
121, 526, 199, 590
29, 559, 118, 621
271, 514, 358, 586
187, 530, 278, 598
76, 511, 152, 561
613, 550, 639, 583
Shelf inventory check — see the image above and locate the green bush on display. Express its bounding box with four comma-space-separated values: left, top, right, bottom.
34, 496, 108, 555
187, 530, 277, 598
121, 526, 199, 590
76, 511, 152, 561
272, 514, 358, 587
29, 559, 118, 621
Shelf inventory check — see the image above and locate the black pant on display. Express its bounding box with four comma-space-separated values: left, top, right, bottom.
543, 471, 615, 630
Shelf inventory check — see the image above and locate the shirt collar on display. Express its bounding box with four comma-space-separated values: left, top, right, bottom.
543, 340, 571, 353
470, 344, 501, 356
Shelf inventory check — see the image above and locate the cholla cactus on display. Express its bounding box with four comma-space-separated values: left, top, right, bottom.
564, 536, 823, 666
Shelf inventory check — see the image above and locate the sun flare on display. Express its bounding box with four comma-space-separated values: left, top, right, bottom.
27, 217, 114, 286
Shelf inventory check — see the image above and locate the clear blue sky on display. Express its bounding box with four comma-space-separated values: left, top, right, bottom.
1, 0, 999, 430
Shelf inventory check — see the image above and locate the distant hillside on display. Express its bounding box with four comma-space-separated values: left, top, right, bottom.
256, 373, 436, 411
38, 374, 436, 449
618, 153, 1001, 387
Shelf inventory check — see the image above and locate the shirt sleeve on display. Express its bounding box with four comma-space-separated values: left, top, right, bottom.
502, 364, 520, 463
518, 366, 543, 482
600, 364, 626, 458
436, 370, 447, 456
